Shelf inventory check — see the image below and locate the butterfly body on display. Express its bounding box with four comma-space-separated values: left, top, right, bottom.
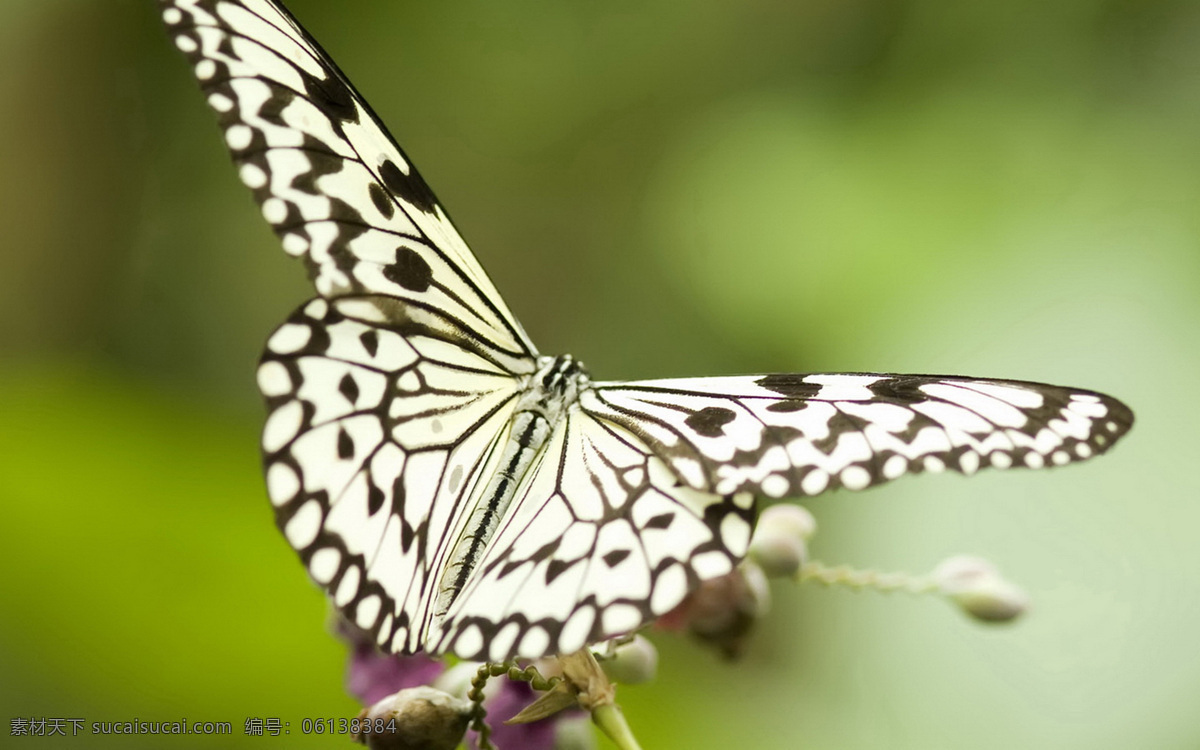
434, 354, 588, 619
163, 0, 1133, 663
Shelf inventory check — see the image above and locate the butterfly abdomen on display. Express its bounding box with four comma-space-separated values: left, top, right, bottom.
433, 355, 590, 618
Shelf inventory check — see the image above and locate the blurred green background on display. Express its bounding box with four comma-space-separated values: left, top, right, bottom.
2, 0, 1198, 747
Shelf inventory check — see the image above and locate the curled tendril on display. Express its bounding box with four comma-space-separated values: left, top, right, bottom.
467, 664, 495, 750
467, 662, 564, 749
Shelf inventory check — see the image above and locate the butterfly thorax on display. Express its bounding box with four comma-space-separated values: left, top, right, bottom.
433, 354, 590, 618
520, 354, 590, 416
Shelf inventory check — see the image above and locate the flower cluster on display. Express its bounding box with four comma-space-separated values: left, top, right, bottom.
339, 618, 581, 750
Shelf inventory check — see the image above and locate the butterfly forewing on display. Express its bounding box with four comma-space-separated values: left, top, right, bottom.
161, 0, 536, 369
585, 374, 1134, 499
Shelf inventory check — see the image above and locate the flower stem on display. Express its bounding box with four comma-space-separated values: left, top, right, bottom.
797, 560, 937, 595
592, 702, 644, 750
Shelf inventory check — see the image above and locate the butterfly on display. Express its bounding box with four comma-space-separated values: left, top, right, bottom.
161, 0, 1133, 663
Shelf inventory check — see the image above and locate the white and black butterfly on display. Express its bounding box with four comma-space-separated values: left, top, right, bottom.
161, 0, 1133, 663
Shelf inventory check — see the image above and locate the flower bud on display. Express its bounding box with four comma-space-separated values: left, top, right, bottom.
431, 662, 481, 699
355, 686, 472, 750
932, 555, 1030, 623
760, 504, 817, 541
659, 565, 768, 658
742, 561, 771, 618
750, 533, 807, 579
599, 635, 658, 685
749, 504, 816, 578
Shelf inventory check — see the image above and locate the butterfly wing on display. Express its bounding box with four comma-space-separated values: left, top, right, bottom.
162, 0, 546, 653
259, 296, 530, 654
432, 407, 754, 662
584, 373, 1134, 498
160, 0, 535, 369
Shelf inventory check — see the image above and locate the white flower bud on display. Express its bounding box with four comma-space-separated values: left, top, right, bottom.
750, 533, 807, 578
749, 504, 815, 578
764, 504, 817, 541
431, 661, 482, 699
932, 555, 1030, 623
355, 686, 472, 750
599, 635, 658, 685
932, 555, 999, 589
742, 561, 771, 618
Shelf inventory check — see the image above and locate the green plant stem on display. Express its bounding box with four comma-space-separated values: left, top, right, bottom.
798, 560, 937, 595
592, 703, 643, 750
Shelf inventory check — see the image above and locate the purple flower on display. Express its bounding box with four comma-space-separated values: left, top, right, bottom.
338, 620, 446, 706
337, 619, 571, 750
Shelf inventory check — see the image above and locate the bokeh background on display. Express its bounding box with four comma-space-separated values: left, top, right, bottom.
2, 0, 1198, 747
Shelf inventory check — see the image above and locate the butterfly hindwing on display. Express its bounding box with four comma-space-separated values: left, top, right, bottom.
161, 0, 536, 368
433, 409, 755, 661
259, 296, 526, 654
585, 374, 1134, 498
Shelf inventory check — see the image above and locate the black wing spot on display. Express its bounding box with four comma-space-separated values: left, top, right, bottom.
367, 484, 385, 515
685, 406, 737, 438
302, 71, 357, 123
326, 195, 370, 228
359, 329, 379, 357
867, 377, 924, 402
337, 427, 354, 459
812, 411, 863, 454
545, 556, 579, 584
215, 30, 236, 60
766, 400, 806, 413
602, 549, 631, 568
383, 246, 433, 292
498, 559, 524, 580
338, 373, 359, 404
757, 374, 822, 398
257, 87, 295, 127
290, 147, 345, 197
644, 512, 675, 530
533, 538, 561, 560
378, 159, 439, 214
368, 181, 395, 219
